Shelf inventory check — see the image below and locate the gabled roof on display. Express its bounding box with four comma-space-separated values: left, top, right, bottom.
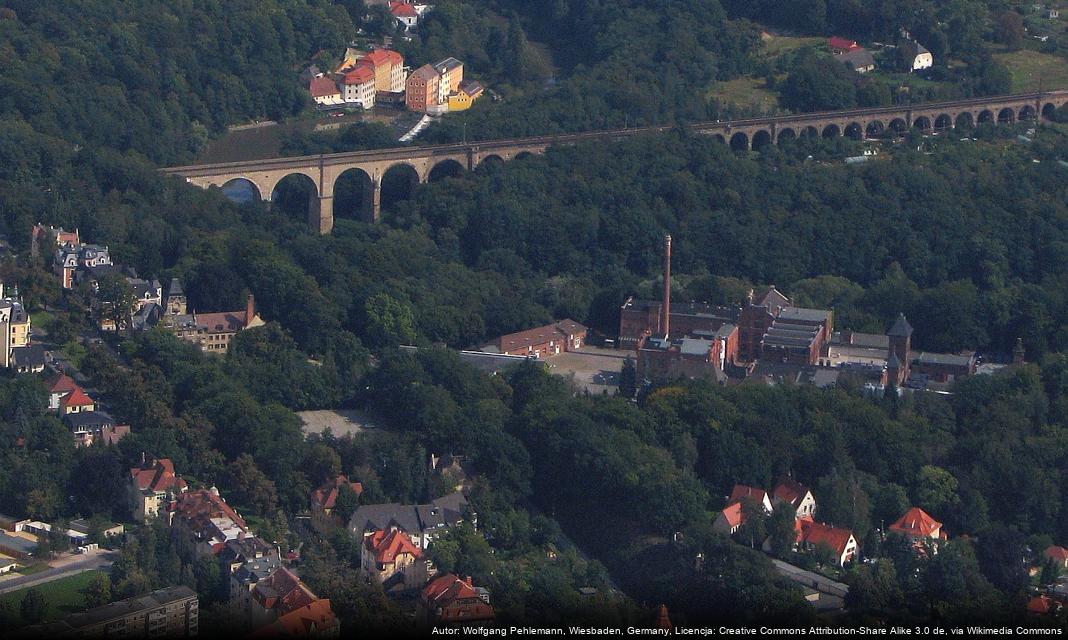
343, 66, 375, 85
423, 573, 480, 605
391, 2, 418, 18
252, 567, 318, 615
889, 507, 942, 538
363, 49, 404, 67
309, 76, 339, 98
61, 386, 95, 409
888, 313, 913, 337
729, 485, 769, 505
49, 374, 80, 395
718, 501, 745, 528
772, 477, 812, 509
800, 520, 856, 557
130, 458, 187, 494
828, 37, 860, 51
247, 598, 338, 638
1045, 545, 1068, 563
173, 489, 248, 533
365, 528, 422, 564
409, 64, 439, 82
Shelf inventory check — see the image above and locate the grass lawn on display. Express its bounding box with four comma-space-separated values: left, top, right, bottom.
761, 33, 825, 60
707, 78, 781, 114
30, 311, 53, 334
15, 563, 51, 576
994, 50, 1068, 93
0, 570, 105, 627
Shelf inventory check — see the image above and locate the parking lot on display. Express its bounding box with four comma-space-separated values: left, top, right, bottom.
548, 346, 629, 394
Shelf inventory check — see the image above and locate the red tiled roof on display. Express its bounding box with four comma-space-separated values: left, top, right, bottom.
424, 574, 480, 603
719, 501, 745, 528
343, 66, 375, 85
1045, 545, 1068, 563
365, 529, 422, 564
800, 520, 856, 557
253, 567, 318, 615
889, 507, 942, 539
247, 598, 338, 638
363, 48, 404, 67
311, 475, 363, 510
61, 386, 95, 409
174, 489, 247, 531
729, 485, 768, 505
130, 458, 188, 493
1028, 595, 1053, 614
309, 76, 339, 98
496, 319, 587, 353
391, 3, 418, 18
196, 311, 248, 334
772, 477, 810, 508
828, 37, 859, 51
49, 374, 79, 395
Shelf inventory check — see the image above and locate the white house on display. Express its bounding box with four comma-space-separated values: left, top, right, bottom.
904, 40, 933, 71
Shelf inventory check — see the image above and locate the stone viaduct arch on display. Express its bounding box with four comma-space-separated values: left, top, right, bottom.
164, 91, 1068, 233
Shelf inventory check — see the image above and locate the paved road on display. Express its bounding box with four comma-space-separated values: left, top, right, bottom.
771, 558, 849, 604
0, 551, 118, 596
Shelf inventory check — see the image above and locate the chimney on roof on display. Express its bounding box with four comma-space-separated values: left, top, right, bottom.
662, 235, 672, 339
245, 294, 256, 327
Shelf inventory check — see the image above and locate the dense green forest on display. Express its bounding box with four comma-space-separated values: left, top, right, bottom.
2, 0, 1068, 628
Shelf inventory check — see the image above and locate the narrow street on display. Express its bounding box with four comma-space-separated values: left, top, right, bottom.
0, 550, 118, 596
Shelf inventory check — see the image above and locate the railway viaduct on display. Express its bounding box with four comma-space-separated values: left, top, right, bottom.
162, 91, 1068, 234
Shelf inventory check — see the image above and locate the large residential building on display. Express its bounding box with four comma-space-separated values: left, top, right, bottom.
361, 528, 430, 592
406, 64, 440, 113
53, 242, 112, 290
342, 66, 377, 109
129, 456, 188, 523
171, 488, 251, 556
18, 586, 199, 639
360, 49, 407, 93
162, 292, 264, 354
233, 566, 339, 635
348, 491, 470, 549
0, 297, 31, 370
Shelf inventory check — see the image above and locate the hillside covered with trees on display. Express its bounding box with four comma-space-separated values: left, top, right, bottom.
1, 0, 1068, 629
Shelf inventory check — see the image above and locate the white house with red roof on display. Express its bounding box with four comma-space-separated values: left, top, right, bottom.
129, 456, 188, 522
729, 484, 774, 513
391, 2, 420, 32
798, 520, 858, 567
309, 75, 343, 107
47, 373, 96, 414
772, 477, 817, 519
341, 66, 376, 109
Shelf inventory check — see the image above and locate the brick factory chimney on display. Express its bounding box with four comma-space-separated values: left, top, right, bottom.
662, 234, 672, 339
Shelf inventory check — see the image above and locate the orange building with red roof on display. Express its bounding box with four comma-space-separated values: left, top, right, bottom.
310, 475, 363, 532
361, 528, 428, 592
421, 574, 494, 624
889, 507, 944, 541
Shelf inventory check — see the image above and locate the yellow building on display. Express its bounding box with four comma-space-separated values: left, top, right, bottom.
448, 92, 472, 111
